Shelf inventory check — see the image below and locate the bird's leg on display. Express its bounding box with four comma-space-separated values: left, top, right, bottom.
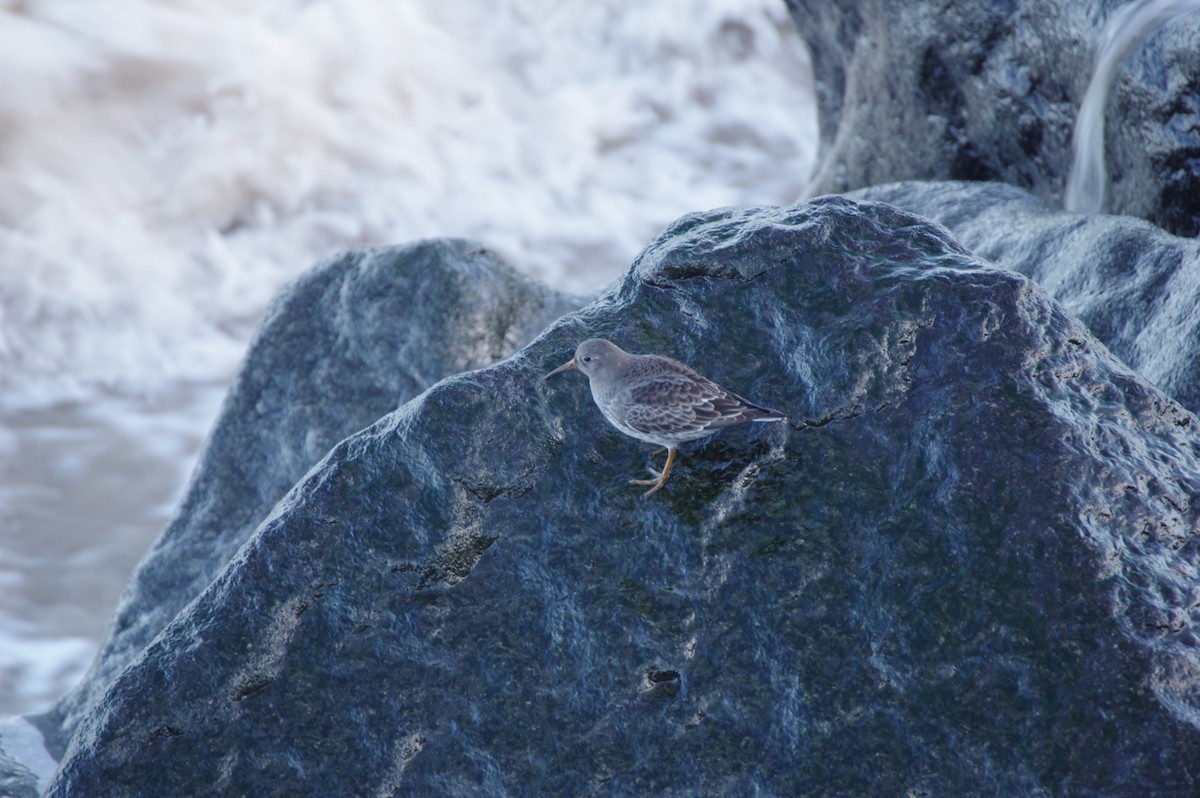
630, 446, 677, 497
630, 460, 665, 483
631, 447, 669, 481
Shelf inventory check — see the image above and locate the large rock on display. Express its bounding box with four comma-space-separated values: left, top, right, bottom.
1104, 14, 1200, 235
784, 0, 1200, 235
854, 180, 1200, 414
27, 240, 582, 768
48, 198, 1200, 795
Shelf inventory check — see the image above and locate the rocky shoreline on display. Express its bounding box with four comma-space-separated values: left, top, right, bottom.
4, 2, 1200, 794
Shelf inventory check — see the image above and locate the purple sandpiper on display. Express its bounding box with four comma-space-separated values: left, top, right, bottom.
545, 338, 786, 497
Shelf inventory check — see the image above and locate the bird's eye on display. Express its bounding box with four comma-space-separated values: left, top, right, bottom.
582, 356, 592, 362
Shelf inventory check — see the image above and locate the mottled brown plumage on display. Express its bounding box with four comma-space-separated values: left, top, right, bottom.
545, 338, 785, 497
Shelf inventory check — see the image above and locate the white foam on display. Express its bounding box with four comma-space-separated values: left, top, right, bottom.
0, 612, 95, 720
1064, 0, 1200, 213
0, 0, 817, 719
0, 715, 59, 794
0, 0, 816, 408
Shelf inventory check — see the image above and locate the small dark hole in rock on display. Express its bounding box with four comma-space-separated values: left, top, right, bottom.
644, 669, 682, 698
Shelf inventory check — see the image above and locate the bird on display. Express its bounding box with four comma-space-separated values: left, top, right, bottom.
544, 338, 786, 497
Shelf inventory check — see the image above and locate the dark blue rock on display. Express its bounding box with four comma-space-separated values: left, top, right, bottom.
47, 198, 1200, 795
1105, 16, 1200, 236
784, 0, 1200, 235
43, 239, 582, 754
854, 180, 1200, 414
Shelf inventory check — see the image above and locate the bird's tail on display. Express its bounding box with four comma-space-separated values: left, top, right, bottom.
749, 406, 786, 422
732, 393, 786, 422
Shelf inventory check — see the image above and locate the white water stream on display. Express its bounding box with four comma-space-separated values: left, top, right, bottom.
1064, 0, 1200, 213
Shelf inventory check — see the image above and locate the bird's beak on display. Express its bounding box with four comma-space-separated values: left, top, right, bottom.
544, 357, 577, 380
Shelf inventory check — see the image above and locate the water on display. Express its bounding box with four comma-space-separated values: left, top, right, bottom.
0, 389, 224, 716
1064, 0, 1200, 213
0, 0, 817, 717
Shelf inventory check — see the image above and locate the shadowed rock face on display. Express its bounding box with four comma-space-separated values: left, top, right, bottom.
1106, 17, 1200, 236
784, 0, 1200, 236
0, 746, 38, 798
854, 180, 1200, 415
43, 240, 583, 752
45, 198, 1200, 796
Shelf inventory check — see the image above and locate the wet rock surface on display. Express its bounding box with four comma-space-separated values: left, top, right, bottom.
46, 198, 1200, 795
0, 748, 37, 798
43, 240, 582, 754
855, 180, 1200, 415
784, 0, 1200, 235
1105, 16, 1200, 236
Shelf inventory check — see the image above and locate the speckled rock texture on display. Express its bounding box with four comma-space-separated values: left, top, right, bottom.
784, 0, 1200, 235
854, 180, 1200, 415
0, 746, 38, 798
46, 197, 1200, 796
41, 240, 583, 755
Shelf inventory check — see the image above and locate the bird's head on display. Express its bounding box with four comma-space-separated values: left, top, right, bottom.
544, 338, 626, 381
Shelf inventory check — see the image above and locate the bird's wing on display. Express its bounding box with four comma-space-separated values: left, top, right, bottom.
621, 373, 760, 437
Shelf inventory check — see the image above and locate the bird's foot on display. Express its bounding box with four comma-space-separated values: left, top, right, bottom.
629, 448, 677, 498
630, 473, 667, 497
629, 466, 664, 485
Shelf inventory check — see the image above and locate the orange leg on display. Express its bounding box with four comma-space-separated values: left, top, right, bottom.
630, 446, 678, 497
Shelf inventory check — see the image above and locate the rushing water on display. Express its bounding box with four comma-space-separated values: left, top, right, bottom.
0, 0, 817, 717
1064, 0, 1200, 213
